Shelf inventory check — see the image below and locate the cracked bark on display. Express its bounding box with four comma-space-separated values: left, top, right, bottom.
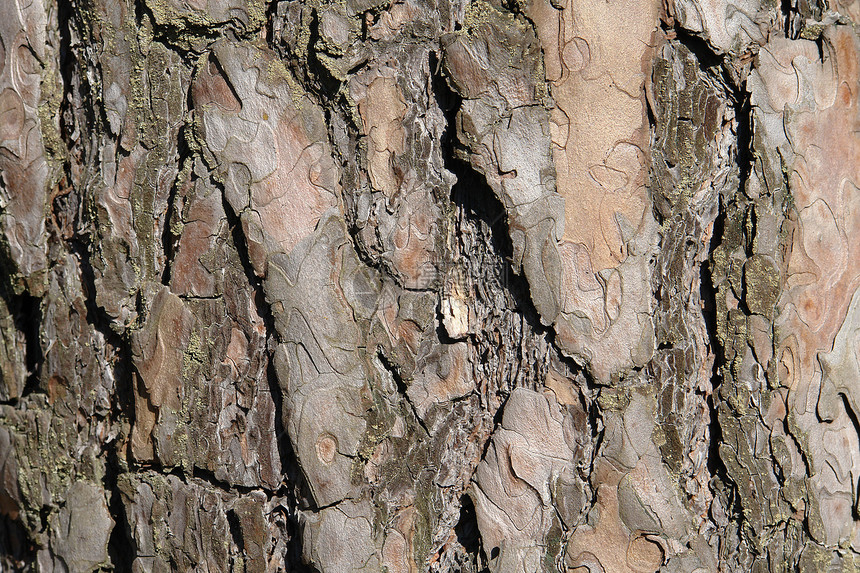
0, 0, 858, 571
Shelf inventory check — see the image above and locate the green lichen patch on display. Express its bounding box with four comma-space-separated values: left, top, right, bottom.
143, 0, 266, 52
743, 255, 780, 319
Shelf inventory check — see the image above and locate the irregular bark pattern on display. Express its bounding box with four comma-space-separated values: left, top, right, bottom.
0, 0, 857, 570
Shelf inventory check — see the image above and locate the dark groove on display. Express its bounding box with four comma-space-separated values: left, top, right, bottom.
56, 0, 76, 149
0, 504, 34, 572
226, 509, 246, 567
56, 12, 140, 564
781, 0, 796, 38
189, 464, 272, 496
840, 394, 860, 518
430, 50, 545, 334
670, 26, 723, 70
159, 148, 189, 287
105, 442, 136, 571
733, 91, 754, 202
687, 31, 756, 550
701, 210, 732, 489
133, 0, 220, 61
377, 350, 431, 437
58, 0, 136, 429
305, 10, 342, 99
264, 0, 279, 47
15, 295, 43, 398
219, 187, 314, 570
454, 495, 489, 572
220, 190, 276, 334
71, 230, 137, 422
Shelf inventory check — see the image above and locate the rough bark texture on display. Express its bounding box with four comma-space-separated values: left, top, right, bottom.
0, 0, 858, 570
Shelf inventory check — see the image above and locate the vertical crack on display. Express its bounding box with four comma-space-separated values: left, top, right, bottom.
13, 295, 43, 398
105, 443, 135, 571
377, 350, 431, 437
431, 51, 543, 332
227, 509, 246, 570
452, 494, 489, 573
219, 190, 314, 569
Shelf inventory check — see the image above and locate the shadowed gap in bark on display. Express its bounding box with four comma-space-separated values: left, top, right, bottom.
306, 10, 342, 98
227, 508, 246, 568
158, 140, 193, 286
14, 295, 42, 398
220, 187, 314, 568
701, 205, 729, 486
733, 92, 754, 208
703, 58, 758, 540
455, 494, 490, 573
430, 50, 544, 333
377, 350, 431, 437
132, 0, 220, 59
264, 0, 278, 47
0, 512, 34, 570
105, 442, 136, 570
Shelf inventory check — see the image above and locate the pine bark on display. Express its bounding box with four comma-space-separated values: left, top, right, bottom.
0, 0, 858, 571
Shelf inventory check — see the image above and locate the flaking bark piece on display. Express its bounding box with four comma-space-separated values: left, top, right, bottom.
0, 0, 53, 286
525, 0, 661, 381
47, 482, 113, 573
130, 286, 194, 464
471, 388, 582, 572
268, 215, 368, 508
193, 40, 340, 278
763, 26, 860, 550
669, 0, 768, 54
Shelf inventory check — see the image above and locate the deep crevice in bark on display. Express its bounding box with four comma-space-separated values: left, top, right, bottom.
188, 465, 265, 495
13, 295, 43, 398
264, 0, 279, 47
226, 508, 246, 567
219, 183, 311, 568
431, 51, 545, 336
0, 237, 44, 403
0, 515, 34, 571
378, 350, 431, 437
670, 25, 724, 70
133, 0, 221, 59
699, 49, 760, 558
781, 0, 798, 38
105, 442, 136, 571
56, 0, 137, 425
218, 192, 284, 434
701, 216, 729, 486
732, 92, 754, 203
159, 148, 192, 287
305, 10, 343, 99
454, 494, 489, 573
56, 0, 76, 147
72, 231, 136, 426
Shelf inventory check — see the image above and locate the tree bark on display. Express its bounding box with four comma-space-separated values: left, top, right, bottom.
0, 0, 858, 571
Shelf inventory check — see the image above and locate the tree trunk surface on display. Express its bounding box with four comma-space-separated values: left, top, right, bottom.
0, 0, 858, 570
